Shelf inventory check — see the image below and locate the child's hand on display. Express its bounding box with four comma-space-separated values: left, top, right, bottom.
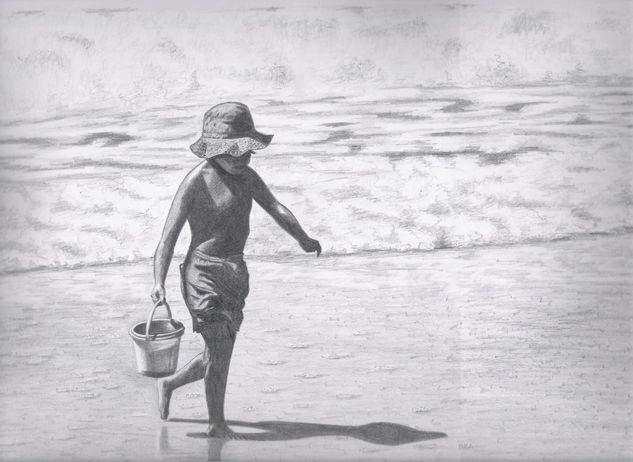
150, 284, 166, 305
300, 237, 322, 256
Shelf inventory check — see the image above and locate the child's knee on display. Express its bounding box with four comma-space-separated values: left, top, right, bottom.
204, 344, 233, 373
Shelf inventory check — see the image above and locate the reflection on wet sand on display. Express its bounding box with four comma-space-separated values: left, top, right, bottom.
157, 427, 230, 462
159, 427, 228, 461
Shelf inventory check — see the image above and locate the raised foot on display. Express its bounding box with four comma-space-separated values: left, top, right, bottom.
206, 423, 243, 440
157, 379, 172, 421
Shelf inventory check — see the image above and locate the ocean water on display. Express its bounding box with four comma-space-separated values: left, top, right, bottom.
0, 2, 631, 272
0, 84, 631, 272
1, 2, 631, 113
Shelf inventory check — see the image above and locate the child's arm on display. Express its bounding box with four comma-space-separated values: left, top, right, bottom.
151, 171, 196, 303
246, 168, 321, 256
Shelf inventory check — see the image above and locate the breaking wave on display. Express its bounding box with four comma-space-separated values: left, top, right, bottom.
1, 1, 631, 115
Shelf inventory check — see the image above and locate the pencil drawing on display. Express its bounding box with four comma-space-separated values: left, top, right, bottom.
0, 0, 631, 461
152, 102, 321, 438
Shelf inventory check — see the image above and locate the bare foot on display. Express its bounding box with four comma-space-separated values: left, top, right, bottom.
157, 379, 172, 421
206, 423, 243, 440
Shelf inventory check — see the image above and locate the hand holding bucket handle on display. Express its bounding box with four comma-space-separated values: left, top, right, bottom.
150, 284, 166, 306
145, 300, 173, 341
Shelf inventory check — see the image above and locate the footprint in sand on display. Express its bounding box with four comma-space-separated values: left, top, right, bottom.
0, 441, 28, 447
261, 386, 286, 394
352, 331, 371, 337
93, 367, 111, 374
66, 424, 87, 431
413, 407, 433, 414
99, 312, 128, 319
51, 435, 76, 441
373, 365, 401, 373
259, 359, 286, 366
293, 402, 313, 409
415, 443, 439, 450
322, 352, 351, 360
294, 372, 326, 379
103, 384, 122, 390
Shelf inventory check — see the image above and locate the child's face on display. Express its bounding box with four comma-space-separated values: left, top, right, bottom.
213, 151, 252, 175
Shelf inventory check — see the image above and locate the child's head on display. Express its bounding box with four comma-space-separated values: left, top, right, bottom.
190, 102, 272, 160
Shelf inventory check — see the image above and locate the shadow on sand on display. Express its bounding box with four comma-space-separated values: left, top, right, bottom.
170, 418, 447, 445
159, 421, 446, 461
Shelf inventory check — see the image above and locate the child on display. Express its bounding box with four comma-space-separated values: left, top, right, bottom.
151, 102, 321, 438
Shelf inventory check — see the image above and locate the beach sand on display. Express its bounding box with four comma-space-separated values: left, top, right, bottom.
0, 234, 631, 461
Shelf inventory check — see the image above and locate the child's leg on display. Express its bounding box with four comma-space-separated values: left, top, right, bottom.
202, 324, 240, 439
158, 353, 205, 420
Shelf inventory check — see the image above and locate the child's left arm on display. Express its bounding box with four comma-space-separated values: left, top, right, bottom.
246, 168, 321, 256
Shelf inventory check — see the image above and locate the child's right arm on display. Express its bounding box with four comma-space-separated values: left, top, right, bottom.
151, 172, 195, 304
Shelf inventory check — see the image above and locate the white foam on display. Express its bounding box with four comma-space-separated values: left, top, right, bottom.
1, 84, 632, 271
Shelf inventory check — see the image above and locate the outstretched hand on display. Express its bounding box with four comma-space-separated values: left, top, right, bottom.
300, 237, 322, 256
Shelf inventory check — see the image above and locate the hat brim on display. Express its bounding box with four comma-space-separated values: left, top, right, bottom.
190, 131, 273, 159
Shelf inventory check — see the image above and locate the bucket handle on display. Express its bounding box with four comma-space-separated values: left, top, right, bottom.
145, 300, 173, 341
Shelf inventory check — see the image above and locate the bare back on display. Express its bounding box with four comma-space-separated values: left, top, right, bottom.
187, 161, 253, 258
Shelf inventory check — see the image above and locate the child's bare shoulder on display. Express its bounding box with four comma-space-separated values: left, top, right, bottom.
177, 161, 206, 196
185, 161, 203, 181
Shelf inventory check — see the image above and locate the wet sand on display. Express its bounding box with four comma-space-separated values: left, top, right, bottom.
0, 234, 631, 461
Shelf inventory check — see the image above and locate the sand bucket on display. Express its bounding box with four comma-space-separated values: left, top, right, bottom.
129, 301, 185, 377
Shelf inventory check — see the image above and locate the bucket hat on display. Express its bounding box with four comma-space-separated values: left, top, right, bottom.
190, 102, 273, 158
